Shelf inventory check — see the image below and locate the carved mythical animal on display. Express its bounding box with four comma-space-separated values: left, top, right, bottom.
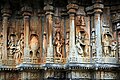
30, 35, 39, 58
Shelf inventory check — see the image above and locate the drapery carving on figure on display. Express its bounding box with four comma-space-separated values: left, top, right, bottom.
84, 33, 89, 57
91, 30, 96, 57
8, 34, 16, 59
76, 32, 84, 57
76, 31, 89, 57
15, 33, 24, 62
30, 34, 39, 59
102, 34, 112, 57
54, 31, 64, 60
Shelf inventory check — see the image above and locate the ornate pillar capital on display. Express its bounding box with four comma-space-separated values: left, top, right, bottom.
44, 0, 54, 15
67, 0, 79, 15
1, 5, 12, 17
61, 8, 68, 17
21, 6, 32, 17
93, 0, 104, 14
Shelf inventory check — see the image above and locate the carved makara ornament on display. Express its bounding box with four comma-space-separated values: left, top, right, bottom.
30, 35, 39, 58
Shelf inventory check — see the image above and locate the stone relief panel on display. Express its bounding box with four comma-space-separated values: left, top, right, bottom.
75, 15, 90, 58
53, 17, 65, 63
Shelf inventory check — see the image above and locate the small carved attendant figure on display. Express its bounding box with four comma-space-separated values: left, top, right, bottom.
110, 40, 117, 57
66, 32, 69, 57
54, 31, 64, 59
103, 34, 110, 57
43, 32, 47, 55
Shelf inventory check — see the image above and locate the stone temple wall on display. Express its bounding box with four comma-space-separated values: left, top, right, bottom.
0, 0, 120, 79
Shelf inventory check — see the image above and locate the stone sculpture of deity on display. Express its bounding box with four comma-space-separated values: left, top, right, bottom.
103, 34, 110, 57
54, 31, 64, 59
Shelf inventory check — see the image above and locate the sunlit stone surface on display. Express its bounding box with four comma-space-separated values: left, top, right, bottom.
0, 0, 120, 79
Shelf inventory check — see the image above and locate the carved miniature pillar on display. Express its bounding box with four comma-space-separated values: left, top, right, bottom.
1, 4, 11, 60
21, 6, 32, 63
67, 0, 79, 63
93, 0, 103, 62
44, 0, 54, 63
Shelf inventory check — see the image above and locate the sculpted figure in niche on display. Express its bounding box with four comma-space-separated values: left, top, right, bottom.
91, 31, 96, 57
66, 32, 69, 57
103, 34, 110, 57
30, 34, 39, 59
76, 32, 84, 57
54, 31, 64, 59
84, 33, 89, 57
110, 40, 117, 57
43, 32, 47, 56
8, 34, 16, 59
15, 33, 24, 61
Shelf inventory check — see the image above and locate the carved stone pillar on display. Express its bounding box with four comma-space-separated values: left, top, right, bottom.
21, 6, 32, 63
67, 0, 79, 63
93, 0, 103, 62
44, 0, 54, 63
1, 4, 11, 60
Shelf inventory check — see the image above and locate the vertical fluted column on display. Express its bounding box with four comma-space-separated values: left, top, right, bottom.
21, 6, 32, 63
1, 5, 11, 60
67, 0, 79, 63
93, 0, 103, 62
44, 0, 54, 63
